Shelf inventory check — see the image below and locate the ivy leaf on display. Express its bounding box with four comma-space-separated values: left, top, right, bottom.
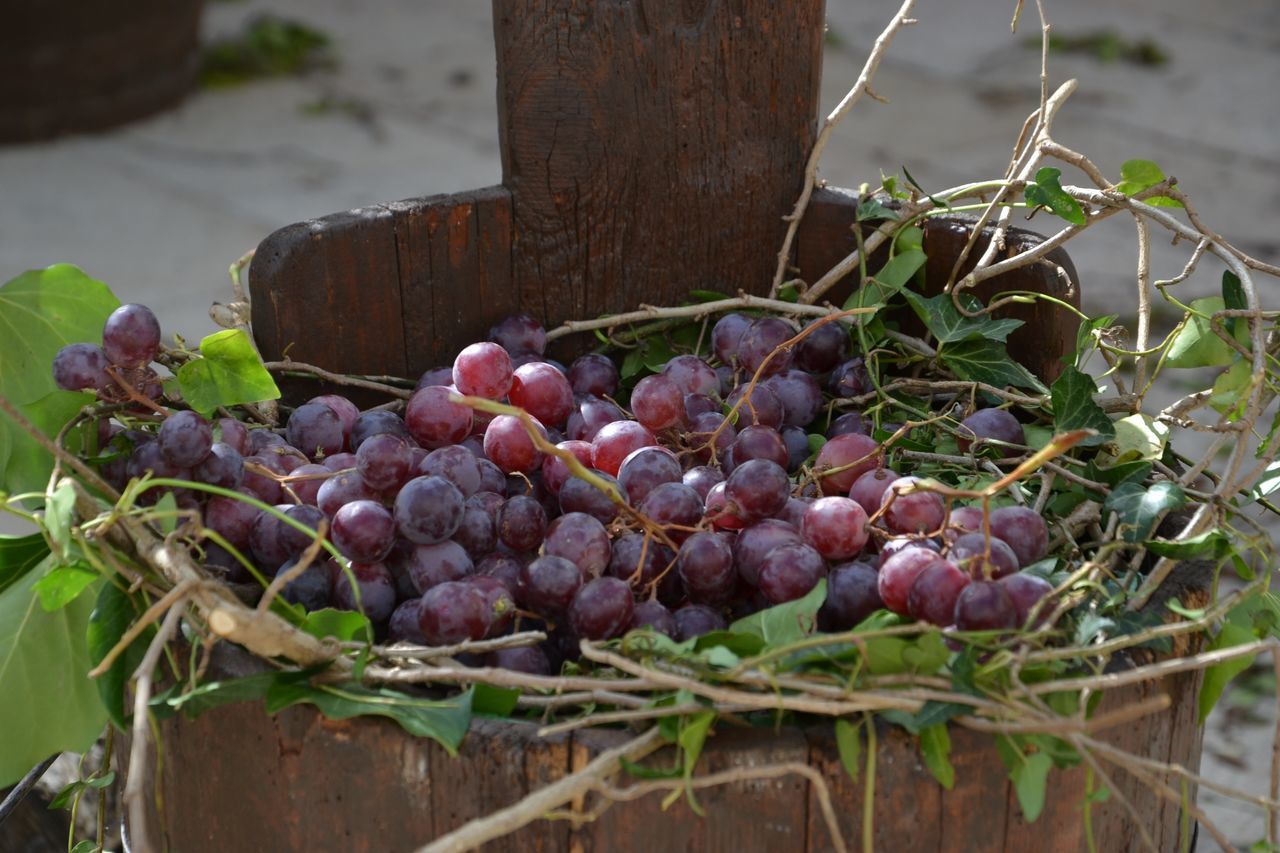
1024, 167, 1086, 226
729, 579, 825, 647
31, 563, 99, 611
903, 290, 1023, 344
87, 582, 150, 730
299, 608, 370, 642
1114, 159, 1182, 208
0, 556, 107, 786
834, 718, 862, 782
44, 480, 78, 557
1166, 297, 1248, 368
856, 198, 898, 223
1074, 613, 1115, 647
1198, 622, 1257, 723
940, 339, 1048, 393
1222, 270, 1248, 341
1071, 314, 1118, 364
918, 724, 955, 790
48, 772, 117, 810
842, 249, 926, 312
1103, 481, 1186, 542
176, 329, 281, 415
0, 532, 50, 596
1144, 529, 1232, 561
1094, 414, 1168, 468
1050, 366, 1114, 447
1209, 358, 1252, 418
1011, 752, 1054, 821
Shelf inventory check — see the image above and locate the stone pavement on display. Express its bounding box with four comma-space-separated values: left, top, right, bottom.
1, 0, 1277, 845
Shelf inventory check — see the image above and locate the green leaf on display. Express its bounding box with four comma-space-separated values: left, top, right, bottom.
1011, 751, 1053, 821
1114, 159, 1182, 208
688, 289, 731, 303
70, 841, 97, 853
157, 671, 285, 719
677, 710, 715, 815
842, 249, 926, 312
901, 631, 949, 674
940, 339, 1048, 392
1095, 413, 1168, 467
834, 718, 862, 782
1074, 613, 1116, 647
176, 329, 281, 415
619, 756, 682, 780
1103, 481, 1187, 543
471, 683, 520, 717
43, 480, 77, 557
1072, 314, 1118, 363
299, 608, 370, 642
87, 582, 150, 729
0, 390, 95, 498
32, 563, 99, 611
1049, 366, 1114, 447
919, 724, 955, 790
903, 291, 1023, 344
265, 680, 471, 754
0, 532, 50, 595
1144, 529, 1232, 560
856, 198, 898, 223
1199, 622, 1257, 722
1166, 297, 1248, 368
1209, 358, 1252, 418
1222, 270, 1248, 340
1248, 460, 1280, 503
1024, 167, 1086, 226
48, 772, 117, 810
0, 556, 107, 786
729, 579, 826, 647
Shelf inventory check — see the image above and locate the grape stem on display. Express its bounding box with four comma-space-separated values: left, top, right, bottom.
263, 360, 414, 399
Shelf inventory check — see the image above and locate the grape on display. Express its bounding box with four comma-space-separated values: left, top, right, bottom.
673, 604, 727, 641
275, 559, 331, 611
739, 317, 795, 376
638, 483, 702, 534
486, 646, 551, 675
452, 342, 514, 399
394, 475, 465, 544
568, 353, 619, 397
419, 581, 490, 643
947, 532, 1018, 580
794, 320, 850, 374
489, 314, 547, 357
663, 355, 719, 396
677, 531, 736, 604
880, 477, 946, 535
907, 560, 971, 626
356, 432, 414, 492
946, 506, 986, 537
567, 395, 625, 442
765, 370, 823, 427
204, 490, 260, 550
307, 395, 359, 445
453, 501, 497, 558
559, 472, 623, 524
590, 420, 656, 476
776, 496, 812, 529
540, 440, 593, 495
403, 540, 474, 593
158, 410, 212, 467
192, 442, 244, 489
688, 412, 736, 463
734, 519, 803, 586
476, 552, 524, 594
725, 459, 790, 521
412, 445, 478, 499
497, 495, 548, 552
814, 433, 881, 494
826, 411, 870, 439
819, 562, 883, 631
712, 313, 752, 366
102, 303, 161, 368
683, 394, 719, 421
315, 471, 375, 517
630, 374, 684, 430
998, 573, 1054, 627
829, 358, 872, 397
630, 600, 678, 638
617, 446, 681, 504
731, 425, 789, 469
52, 343, 112, 392
405, 386, 472, 449
544, 512, 611, 576
519, 555, 584, 615
286, 403, 345, 461
607, 533, 674, 585
416, 367, 454, 389
476, 458, 508, 494
780, 426, 810, 473
956, 408, 1025, 452
877, 536, 941, 568
725, 383, 784, 429
263, 444, 309, 474
569, 577, 635, 640
322, 452, 357, 472
484, 413, 545, 474
988, 506, 1049, 568
508, 362, 574, 427
127, 441, 188, 483
351, 410, 412, 451
953, 581, 1018, 631
878, 546, 947, 615
682, 465, 724, 501
704, 482, 747, 531
251, 504, 324, 570
758, 543, 825, 604
467, 575, 517, 636
848, 467, 899, 516
331, 499, 397, 562
388, 599, 428, 644
247, 429, 286, 454
714, 365, 735, 396
215, 418, 250, 454
240, 454, 284, 504
332, 561, 397, 623
801, 497, 870, 560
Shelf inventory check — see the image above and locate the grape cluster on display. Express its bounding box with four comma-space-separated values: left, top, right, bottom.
53, 303, 165, 402
63, 307, 1057, 674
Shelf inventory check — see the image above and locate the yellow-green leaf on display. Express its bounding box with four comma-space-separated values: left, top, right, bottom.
176, 329, 281, 415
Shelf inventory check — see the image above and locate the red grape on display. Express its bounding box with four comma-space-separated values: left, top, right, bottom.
988, 506, 1049, 568
405, 386, 473, 449
568, 353, 620, 397
419, 581, 490, 643
453, 341, 514, 399
880, 477, 946, 535
947, 532, 1018, 579
488, 314, 547, 357
394, 475, 465, 544
559, 472, 623, 524
541, 440, 593, 495
801, 497, 870, 560
814, 433, 881, 494
102, 303, 161, 368
907, 560, 971, 626
569, 577, 635, 640
725, 458, 790, 521
331, 499, 397, 562
630, 374, 685, 431
519, 554, 584, 616
956, 408, 1025, 452
678, 531, 737, 604
662, 355, 719, 396
52, 343, 112, 392
356, 432, 414, 492
953, 581, 1018, 631
878, 546, 947, 615
484, 413, 545, 473
567, 395, 625, 442
819, 561, 883, 631
618, 446, 683, 504
734, 519, 803, 586
544, 512, 611, 576
508, 362, 574, 427
758, 542, 826, 604
848, 467, 900, 516
497, 495, 548, 552
591, 420, 656, 476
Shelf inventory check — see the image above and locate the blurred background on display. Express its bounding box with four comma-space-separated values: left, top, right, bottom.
1, 0, 1277, 845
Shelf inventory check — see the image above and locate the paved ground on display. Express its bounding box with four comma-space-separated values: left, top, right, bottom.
2, 0, 1277, 845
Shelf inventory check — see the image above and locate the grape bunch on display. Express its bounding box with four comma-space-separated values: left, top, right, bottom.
53, 303, 165, 403
61, 307, 1058, 675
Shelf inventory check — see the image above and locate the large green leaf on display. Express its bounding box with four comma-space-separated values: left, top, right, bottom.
903, 291, 1023, 344
1166, 297, 1249, 368
176, 329, 281, 415
0, 557, 106, 786
1, 390, 95, 497
729, 580, 826, 647
86, 582, 150, 730
1050, 366, 1114, 447
940, 339, 1048, 393
1103, 481, 1186, 543
0, 532, 49, 595
919, 723, 955, 790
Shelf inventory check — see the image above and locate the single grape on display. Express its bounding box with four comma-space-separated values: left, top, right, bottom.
947, 532, 1019, 580
488, 314, 547, 357
877, 536, 941, 568
730, 425, 789, 470
192, 442, 244, 489
953, 581, 1018, 631
758, 542, 826, 604
419, 581, 490, 643
350, 410, 412, 451
682, 465, 724, 501
487, 646, 551, 675
559, 472, 623, 524
405, 386, 473, 449
483, 414, 545, 474
331, 499, 397, 562
738, 317, 795, 376
801, 497, 870, 560
508, 362, 575, 427
476, 552, 524, 594
158, 410, 213, 467
687, 412, 736, 463
988, 506, 1049, 568
814, 433, 881, 494
356, 432, 414, 492
247, 429, 286, 454
519, 554, 584, 616
467, 575, 517, 636
673, 604, 727, 641
403, 540, 474, 593
332, 561, 398, 623
541, 439, 594, 495
416, 366, 454, 389
453, 501, 497, 558
734, 519, 803, 586
315, 471, 375, 517
765, 370, 823, 428
607, 533, 674, 585
704, 481, 747, 531
475, 458, 508, 494
907, 560, 971, 626
453, 342, 514, 399
848, 467, 900, 516
878, 546, 947, 615
714, 364, 735, 396
829, 357, 872, 398
204, 490, 260, 550
780, 426, 810, 473
683, 393, 719, 420
126, 441, 187, 483
662, 355, 719, 396
322, 451, 357, 472
711, 313, 752, 366
637, 482, 703, 535
776, 495, 812, 529
826, 411, 870, 439
286, 403, 345, 461
394, 475, 465, 544
794, 320, 850, 374
569, 577, 636, 640
725, 383, 784, 429
214, 418, 250, 454
388, 599, 428, 644
998, 572, 1054, 627
590, 420, 656, 476
417, 444, 481, 498
678, 531, 736, 604
725, 458, 790, 521
567, 395, 625, 442
945, 506, 986, 538
306, 395, 358, 446
568, 353, 620, 397
630, 374, 684, 431
630, 600, 678, 638
956, 408, 1026, 452
240, 453, 284, 504
102, 303, 161, 368
618, 446, 682, 504
819, 561, 883, 631
497, 494, 548, 552
544, 512, 611, 576
52, 343, 112, 392
880, 477, 946, 535
251, 504, 324, 570
274, 559, 331, 611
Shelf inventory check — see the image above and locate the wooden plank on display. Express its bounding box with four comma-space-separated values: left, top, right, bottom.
494, 0, 825, 328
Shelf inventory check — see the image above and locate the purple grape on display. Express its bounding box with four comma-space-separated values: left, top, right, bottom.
777, 496, 812, 529
877, 536, 941, 569
240, 454, 284, 504
712, 313, 752, 366
957, 408, 1026, 452
688, 412, 736, 463
247, 429, 286, 454
388, 599, 428, 644
618, 446, 683, 504
419, 581, 490, 643
404, 388, 471, 449
102, 303, 161, 368
731, 425, 789, 470
286, 403, 346, 461
275, 559, 330, 611
351, 410, 412, 451
819, 561, 883, 631
880, 477, 946, 535
738, 317, 795, 376
544, 512, 611, 576
489, 314, 547, 357
734, 519, 803, 586
568, 353, 620, 397
357, 432, 414, 492
953, 581, 1018, 631
988, 506, 1049, 568
315, 471, 375, 517
215, 418, 250, 454
559, 472, 623, 525
725, 383, 784, 429
394, 475, 465, 544
332, 561, 397, 623
322, 451, 357, 472
758, 542, 826, 604
519, 555, 584, 616
829, 358, 872, 398
307, 394, 359, 445
630, 600, 678, 638
999, 572, 1054, 627
192, 442, 244, 489
637, 482, 704, 534
678, 531, 737, 604
663, 355, 719, 396
417, 445, 481, 498
848, 467, 899, 516
453, 501, 497, 558
404, 540, 474, 593
52, 343, 112, 392
476, 458, 508, 495
879, 546, 947, 615
946, 506, 986, 538
673, 604, 727, 641
794, 320, 850, 374
477, 552, 525, 595
286, 462, 331, 506
683, 393, 719, 420
497, 495, 548, 552
827, 411, 870, 439
486, 646, 551, 674
158, 410, 212, 467
765, 370, 823, 428
725, 459, 790, 522
682, 466, 724, 501
567, 395, 626, 442
780, 426, 810, 473
204, 490, 260, 550
606, 534, 674, 586
467, 575, 517, 636
569, 577, 636, 640
947, 532, 1019, 580
907, 560, 971, 626
331, 499, 397, 562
